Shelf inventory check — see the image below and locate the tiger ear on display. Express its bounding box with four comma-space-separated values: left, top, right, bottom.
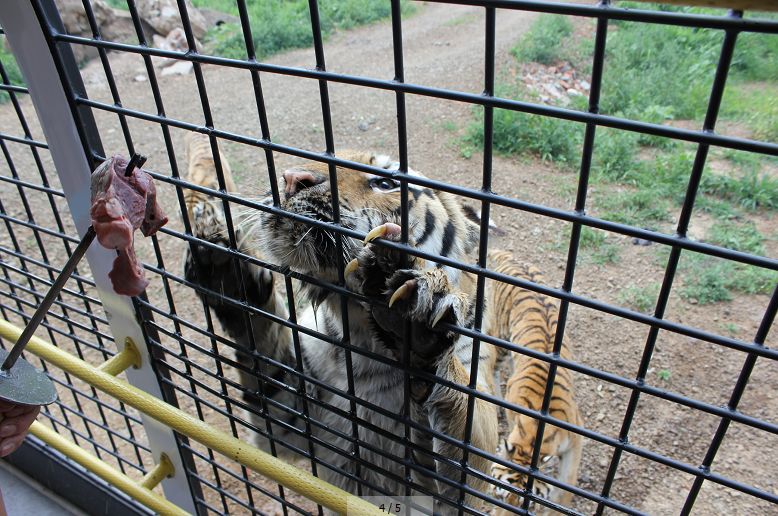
461, 203, 505, 239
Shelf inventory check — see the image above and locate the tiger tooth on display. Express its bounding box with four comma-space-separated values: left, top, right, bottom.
388, 280, 415, 308
364, 225, 387, 244
344, 258, 359, 277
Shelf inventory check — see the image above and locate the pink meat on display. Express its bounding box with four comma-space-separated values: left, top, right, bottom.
109, 249, 149, 296
90, 156, 169, 296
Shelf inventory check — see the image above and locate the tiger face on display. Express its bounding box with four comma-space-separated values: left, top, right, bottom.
260, 151, 479, 280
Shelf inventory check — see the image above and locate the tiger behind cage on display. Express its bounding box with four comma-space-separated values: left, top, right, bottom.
184, 133, 583, 513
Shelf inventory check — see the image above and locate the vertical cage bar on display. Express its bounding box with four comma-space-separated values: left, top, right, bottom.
388, 0, 414, 501
520, 2, 609, 511
456, 5, 495, 514
307, 0, 363, 503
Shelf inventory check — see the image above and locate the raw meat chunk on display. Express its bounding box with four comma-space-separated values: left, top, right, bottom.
90, 156, 168, 296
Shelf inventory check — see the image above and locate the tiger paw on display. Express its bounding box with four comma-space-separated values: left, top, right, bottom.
385, 268, 470, 331
345, 222, 418, 297
374, 268, 470, 368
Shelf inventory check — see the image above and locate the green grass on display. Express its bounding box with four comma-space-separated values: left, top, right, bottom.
512, 14, 573, 65
706, 219, 765, 255
0, 36, 24, 104
440, 120, 458, 133
193, 0, 414, 60
619, 283, 660, 313
468, 84, 583, 165
596, 189, 672, 229
552, 226, 621, 265
721, 82, 778, 142
669, 250, 777, 304
603, 4, 778, 121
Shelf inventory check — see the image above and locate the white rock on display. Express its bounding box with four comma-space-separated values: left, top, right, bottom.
160, 60, 193, 76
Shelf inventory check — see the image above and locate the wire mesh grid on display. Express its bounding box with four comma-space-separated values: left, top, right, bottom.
0, 27, 159, 502
1, 0, 778, 515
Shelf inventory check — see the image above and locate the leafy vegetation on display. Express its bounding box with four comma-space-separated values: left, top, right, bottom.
192, 0, 414, 60
512, 14, 573, 65
706, 219, 765, 255
0, 36, 24, 104
619, 283, 660, 313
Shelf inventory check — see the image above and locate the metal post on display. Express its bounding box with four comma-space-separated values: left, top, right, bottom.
0, 2, 199, 513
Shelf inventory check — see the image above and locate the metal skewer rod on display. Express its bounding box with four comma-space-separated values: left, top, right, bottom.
1, 225, 97, 373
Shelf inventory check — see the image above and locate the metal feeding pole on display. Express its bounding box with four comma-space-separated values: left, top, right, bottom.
0, 226, 96, 377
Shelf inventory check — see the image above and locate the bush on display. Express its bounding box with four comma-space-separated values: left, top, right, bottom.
706, 219, 765, 255
512, 14, 573, 65
468, 84, 583, 165
196, 0, 409, 60
619, 283, 660, 313
0, 36, 24, 104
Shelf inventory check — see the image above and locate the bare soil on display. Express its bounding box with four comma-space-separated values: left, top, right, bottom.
0, 2, 776, 515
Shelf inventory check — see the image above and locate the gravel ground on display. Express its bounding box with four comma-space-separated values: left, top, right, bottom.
0, 2, 776, 515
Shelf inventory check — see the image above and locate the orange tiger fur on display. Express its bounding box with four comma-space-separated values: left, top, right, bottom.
488, 250, 583, 514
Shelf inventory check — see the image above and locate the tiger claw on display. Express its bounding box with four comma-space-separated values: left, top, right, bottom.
431, 306, 449, 328
364, 222, 402, 244
344, 258, 359, 277
364, 225, 388, 244
388, 279, 416, 308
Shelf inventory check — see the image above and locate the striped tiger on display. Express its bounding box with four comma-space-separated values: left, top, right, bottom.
183, 133, 236, 225
488, 250, 583, 514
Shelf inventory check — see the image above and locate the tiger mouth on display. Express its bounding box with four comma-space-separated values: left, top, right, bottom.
265, 198, 358, 273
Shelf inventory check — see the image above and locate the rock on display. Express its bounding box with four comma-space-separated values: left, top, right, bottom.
567, 88, 581, 96
152, 28, 198, 72
134, 74, 147, 82
160, 60, 193, 76
55, 0, 153, 63
136, 0, 207, 40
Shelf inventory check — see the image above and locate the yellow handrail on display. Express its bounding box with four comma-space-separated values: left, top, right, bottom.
0, 319, 382, 516
29, 422, 188, 516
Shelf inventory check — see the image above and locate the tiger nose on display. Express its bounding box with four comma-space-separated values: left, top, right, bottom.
283, 169, 326, 196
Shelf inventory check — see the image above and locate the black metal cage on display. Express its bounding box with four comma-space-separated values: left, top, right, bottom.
0, 0, 776, 514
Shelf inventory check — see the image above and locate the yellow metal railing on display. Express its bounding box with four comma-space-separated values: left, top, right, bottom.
0, 319, 382, 516
28, 422, 188, 516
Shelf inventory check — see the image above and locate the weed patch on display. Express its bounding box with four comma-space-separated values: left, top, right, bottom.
596, 189, 671, 228
512, 14, 573, 65
706, 219, 765, 255
0, 36, 24, 104
619, 283, 660, 313
195, 0, 414, 60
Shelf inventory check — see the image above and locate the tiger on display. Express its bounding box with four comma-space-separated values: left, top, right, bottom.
183, 146, 502, 511
488, 251, 583, 515
181, 143, 582, 513
183, 132, 236, 223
